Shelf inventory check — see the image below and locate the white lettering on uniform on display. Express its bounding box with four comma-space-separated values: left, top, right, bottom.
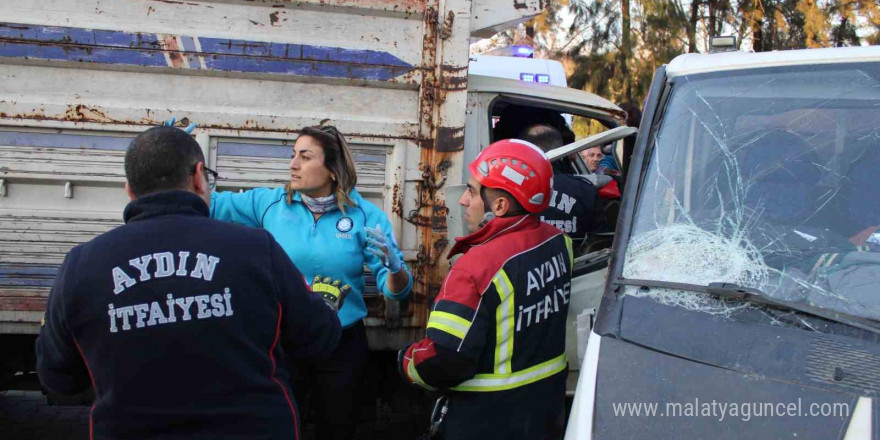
557, 193, 576, 214
152, 252, 175, 278
112, 251, 222, 296
210, 294, 225, 317
223, 288, 234, 316
516, 274, 570, 332
195, 295, 212, 319
526, 272, 539, 296
190, 254, 220, 281
133, 304, 149, 328
117, 306, 134, 331
540, 217, 578, 234
129, 255, 153, 282
525, 253, 568, 296
112, 267, 137, 295
108, 304, 117, 333
108, 290, 234, 333
176, 252, 190, 276
175, 296, 196, 321
147, 301, 168, 326
165, 294, 177, 323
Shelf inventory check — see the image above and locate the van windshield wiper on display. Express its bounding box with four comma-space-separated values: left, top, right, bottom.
614, 278, 880, 335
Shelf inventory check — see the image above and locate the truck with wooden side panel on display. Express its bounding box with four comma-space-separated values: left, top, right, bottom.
0, 0, 631, 404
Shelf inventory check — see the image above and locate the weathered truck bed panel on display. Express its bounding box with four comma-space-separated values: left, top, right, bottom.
0, 0, 543, 347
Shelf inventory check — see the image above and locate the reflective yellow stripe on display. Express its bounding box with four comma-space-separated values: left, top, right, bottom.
427, 311, 470, 339
564, 235, 573, 272
427, 322, 465, 339
451, 353, 567, 392
825, 253, 839, 267
492, 270, 515, 374
406, 357, 435, 391
811, 253, 829, 274
430, 311, 471, 329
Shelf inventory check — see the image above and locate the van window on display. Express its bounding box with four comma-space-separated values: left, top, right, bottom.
624, 62, 880, 321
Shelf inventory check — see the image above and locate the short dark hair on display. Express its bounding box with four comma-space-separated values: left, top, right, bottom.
519, 124, 564, 152
480, 186, 526, 217
125, 126, 205, 197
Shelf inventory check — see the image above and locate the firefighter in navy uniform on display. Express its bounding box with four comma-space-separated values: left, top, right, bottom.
520, 124, 602, 248
35, 126, 342, 440
399, 139, 573, 440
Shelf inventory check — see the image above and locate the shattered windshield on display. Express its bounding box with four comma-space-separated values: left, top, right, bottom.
623, 62, 880, 322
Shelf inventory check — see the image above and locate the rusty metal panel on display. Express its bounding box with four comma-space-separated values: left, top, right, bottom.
0, 0, 544, 346
400, 0, 473, 335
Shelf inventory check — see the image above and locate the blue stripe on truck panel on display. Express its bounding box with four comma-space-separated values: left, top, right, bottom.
0, 22, 413, 81
0, 263, 59, 288
0, 22, 162, 49
0, 41, 168, 67
196, 37, 301, 58
0, 131, 133, 151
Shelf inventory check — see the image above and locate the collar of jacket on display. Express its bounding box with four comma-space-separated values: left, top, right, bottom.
289, 188, 364, 207
447, 214, 537, 258
123, 190, 210, 224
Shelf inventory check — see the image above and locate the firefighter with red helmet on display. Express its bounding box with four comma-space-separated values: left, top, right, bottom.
398, 139, 574, 439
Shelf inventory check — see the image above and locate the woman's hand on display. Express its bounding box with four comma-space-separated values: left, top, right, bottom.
365, 224, 402, 274
163, 117, 197, 134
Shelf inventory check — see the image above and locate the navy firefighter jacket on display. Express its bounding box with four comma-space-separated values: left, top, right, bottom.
35, 191, 341, 440
538, 164, 601, 245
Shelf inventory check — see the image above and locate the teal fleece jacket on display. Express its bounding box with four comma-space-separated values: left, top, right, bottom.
211, 188, 412, 328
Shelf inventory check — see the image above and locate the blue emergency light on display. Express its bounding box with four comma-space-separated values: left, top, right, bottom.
520, 72, 551, 85
513, 45, 534, 57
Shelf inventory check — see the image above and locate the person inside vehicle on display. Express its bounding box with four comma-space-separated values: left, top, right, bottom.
210, 123, 412, 440
521, 124, 601, 248
399, 138, 573, 440
594, 102, 642, 177
36, 125, 341, 440
581, 146, 604, 173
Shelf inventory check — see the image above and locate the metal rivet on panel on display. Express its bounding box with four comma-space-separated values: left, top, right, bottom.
65, 181, 73, 199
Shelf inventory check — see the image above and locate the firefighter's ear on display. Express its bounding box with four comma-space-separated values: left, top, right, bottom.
191, 162, 208, 196
491, 195, 512, 217
125, 182, 136, 201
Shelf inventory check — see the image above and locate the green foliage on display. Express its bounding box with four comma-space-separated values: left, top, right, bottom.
523, 0, 878, 114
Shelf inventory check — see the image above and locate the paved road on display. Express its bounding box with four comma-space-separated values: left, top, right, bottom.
0, 390, 91, 440
0, 388, 430, 440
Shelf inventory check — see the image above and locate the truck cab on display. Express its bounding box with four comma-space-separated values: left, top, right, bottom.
567, 45, 880, 439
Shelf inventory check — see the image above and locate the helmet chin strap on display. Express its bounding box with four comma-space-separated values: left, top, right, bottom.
478, 186, 496, 229
477, 211, 496, 229
477, 185, 525, 229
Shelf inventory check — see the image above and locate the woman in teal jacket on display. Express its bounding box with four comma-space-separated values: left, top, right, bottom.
211, 125, 411, 440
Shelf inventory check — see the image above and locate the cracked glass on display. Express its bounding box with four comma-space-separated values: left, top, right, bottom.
623, 62, 880, 322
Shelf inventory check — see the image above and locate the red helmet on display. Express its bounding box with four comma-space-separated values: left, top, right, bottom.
468, 139, 553, 213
